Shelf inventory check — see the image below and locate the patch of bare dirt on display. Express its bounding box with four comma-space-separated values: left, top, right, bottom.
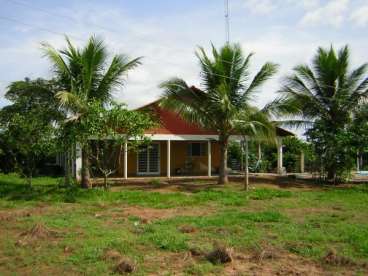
105, 206, 214, 223
224, 250, 326, 276
323, 249, 356, 266
103, 249, 123, 262
250, 244, 279, 263
146, 245, 366, 275
21, 223, 60, 239
5, 265, 80, 276
179, 225, 197, 234
106, 174, 331, 193
15, 223, 62, 247
225, 245, 368, 276
0, 204, 75, 222
0, 209, 33, 221
144, 251, 194, 275
102, 249, 136, 274
284, 206, 337, 220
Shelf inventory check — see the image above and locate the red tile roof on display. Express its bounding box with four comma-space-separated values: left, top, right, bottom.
137, 96, 294, 137
140, 101, 216, 135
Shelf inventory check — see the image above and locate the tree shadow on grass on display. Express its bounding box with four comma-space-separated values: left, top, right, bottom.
0, 182, 63, 202
0, 177, 96, 203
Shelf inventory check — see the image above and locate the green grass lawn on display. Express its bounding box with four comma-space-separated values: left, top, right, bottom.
0, 173, 368, 275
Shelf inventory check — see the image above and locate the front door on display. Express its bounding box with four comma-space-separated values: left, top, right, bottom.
137, 143, 160, 175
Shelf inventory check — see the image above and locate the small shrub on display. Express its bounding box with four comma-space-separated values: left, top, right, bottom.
323, 249, 355, 266
206, 244, 232, 264
149, 179, 162, 187
179, 225, 197, 233
115, 259, 135, 274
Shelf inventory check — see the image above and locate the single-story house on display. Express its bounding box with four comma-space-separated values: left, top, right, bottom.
69, 98, 295, 179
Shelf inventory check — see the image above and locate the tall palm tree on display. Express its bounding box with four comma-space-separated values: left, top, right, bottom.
160, 44, 278, 184
273, 45, 368, 181
42, 36, 141, 188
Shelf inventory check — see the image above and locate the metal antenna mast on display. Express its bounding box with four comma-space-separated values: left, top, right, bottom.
224, 0, 230, 44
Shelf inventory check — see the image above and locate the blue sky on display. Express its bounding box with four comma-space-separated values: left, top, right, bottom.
0, 0, 367, 115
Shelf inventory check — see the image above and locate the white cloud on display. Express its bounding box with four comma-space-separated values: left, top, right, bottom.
244, 0, 277, 15
300, 0, 350, 27
350, 5, 368, 26
297, 0, 321, 10
0, 0, 367, 138
282, 0, 321, 10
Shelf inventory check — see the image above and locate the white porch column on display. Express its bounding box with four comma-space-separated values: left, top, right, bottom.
277, 138, 284, 175
75, 144, 82, 181
357, 155, 360, 172
70, 148, 76, 178
300, 151, 305, 173
167, 140, 171, 178
124, 141, 128, 179
240, 140, 244, 171
361, 155, 364, 171
244, 138, 249, 190
208, 140, 212, 177
258, 143, 262, 161
357, 151, 360, 172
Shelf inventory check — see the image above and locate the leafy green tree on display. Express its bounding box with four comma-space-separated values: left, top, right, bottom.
42, 36, 142, 188
350, 104, 368, 170
282, 137, 315, 173
0, 78, 62, 184
273, 46, 368, 182
0, 78, 63, 125
87, 102, 154, 188
160, 44, 278, 184
1, 109, 56, 186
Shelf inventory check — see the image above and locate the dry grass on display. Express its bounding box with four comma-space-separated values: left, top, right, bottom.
0, 174, 368, 275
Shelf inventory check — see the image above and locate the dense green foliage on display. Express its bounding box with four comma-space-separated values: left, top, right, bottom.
274, 46, 368, 182
86, 101, 154, 187
228, 137, 315, 173
0, 79, 63, 184
0, 40, 367, 184
161, 43, 277, 184
42, 36, 143, 188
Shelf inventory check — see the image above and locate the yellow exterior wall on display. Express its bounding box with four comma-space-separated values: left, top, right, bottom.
122, 141, 221, 177
127, 149, 137, 177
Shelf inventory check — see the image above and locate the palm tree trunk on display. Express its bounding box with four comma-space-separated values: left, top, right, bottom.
64, 149, 72, 187
327, 165, 336, 183
218, 136, 229, 184
81, 145, 91, 189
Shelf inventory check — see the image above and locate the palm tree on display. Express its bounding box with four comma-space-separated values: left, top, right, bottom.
273, 45, 368, 181
42, 36, 141, 188
160, 44, 278, 184
230, 105, 276, 190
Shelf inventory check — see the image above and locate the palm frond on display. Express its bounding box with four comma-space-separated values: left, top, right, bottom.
159, 78, 215, 129
94, 55, 142, 102
274, 119, 313, 130
56, 91, 85, 114
235, 107, 276, 143
41, 42, 71, 77
244, 62, 278, 99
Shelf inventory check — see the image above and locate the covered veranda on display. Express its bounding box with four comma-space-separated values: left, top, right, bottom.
73, 132, 300, 180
